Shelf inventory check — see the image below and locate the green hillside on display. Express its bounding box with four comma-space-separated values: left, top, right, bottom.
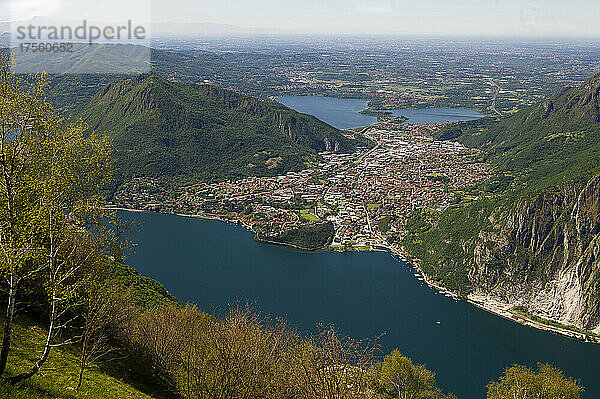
0, 316, 155, 399
438, 73, 600, 191
3, 44, 290, 112
404, 71, 600, 317
44, 47, 271, 113
0, 259, 177, 399
81, 74, 360, 184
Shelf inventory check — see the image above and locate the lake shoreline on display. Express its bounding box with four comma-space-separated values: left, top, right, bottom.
384, 241, 598, 343
109, 206, 598, 344
277, 95, 487, 128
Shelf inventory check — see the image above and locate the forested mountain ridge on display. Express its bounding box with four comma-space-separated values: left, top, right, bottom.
438, 72, 600, 191
455, 72, 600, 148
81, 74, 359, 184
405, 72, 600, 334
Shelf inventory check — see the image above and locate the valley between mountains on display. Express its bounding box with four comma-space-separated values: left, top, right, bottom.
84, 67, 600, 340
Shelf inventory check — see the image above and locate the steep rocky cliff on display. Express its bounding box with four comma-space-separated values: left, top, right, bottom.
192, 83, 351, 152
466, 176, 600, 332
406, 72, 600, 332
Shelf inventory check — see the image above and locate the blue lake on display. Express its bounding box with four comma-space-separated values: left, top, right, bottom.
277, 96, 377, 130
123, 212, 600, 399
277, 96, 485, 129
387, 107, 486, 124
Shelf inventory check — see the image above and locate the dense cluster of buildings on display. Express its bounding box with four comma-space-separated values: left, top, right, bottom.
111, 123, 490, 251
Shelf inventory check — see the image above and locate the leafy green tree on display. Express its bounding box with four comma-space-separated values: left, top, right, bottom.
0, 52, 57, 375
0, 53, 122, 383
376, 349, 441, 399
486, 363, 584, 399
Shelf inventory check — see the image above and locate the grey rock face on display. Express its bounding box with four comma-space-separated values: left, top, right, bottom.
467, 175, 600, 332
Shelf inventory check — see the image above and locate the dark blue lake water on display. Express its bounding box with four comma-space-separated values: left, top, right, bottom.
387, 107, 486, 124
277, 96, 377, 129
277, 96, 485, 129
122, 212, 600, 399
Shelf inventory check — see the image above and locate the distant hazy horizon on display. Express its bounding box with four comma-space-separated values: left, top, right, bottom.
2, 0, 600, 39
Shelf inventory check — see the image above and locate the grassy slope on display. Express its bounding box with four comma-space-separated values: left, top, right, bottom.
0, 261, 177, 399
81, 74, 359, 185
0, 316, 155, 399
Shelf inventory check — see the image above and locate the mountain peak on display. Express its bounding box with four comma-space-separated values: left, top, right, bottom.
439, 71, 600, 190
583, 71, 600, 89
82, 76, 359, 183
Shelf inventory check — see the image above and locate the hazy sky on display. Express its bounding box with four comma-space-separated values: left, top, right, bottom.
3, 0, 600, 37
